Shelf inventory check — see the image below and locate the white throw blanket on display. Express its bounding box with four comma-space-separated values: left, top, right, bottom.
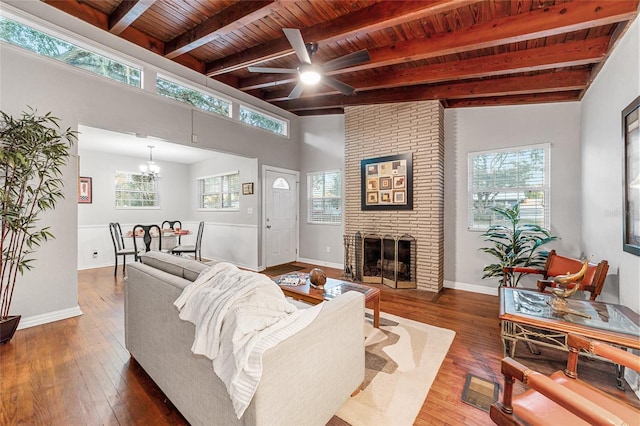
174, 262, 323, 419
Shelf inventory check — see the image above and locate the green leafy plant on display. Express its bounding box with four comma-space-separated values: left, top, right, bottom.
479, 203, 557, 287
0, 109, 76, 320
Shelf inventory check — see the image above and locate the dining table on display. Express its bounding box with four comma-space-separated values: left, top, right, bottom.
126, 227, 191, 252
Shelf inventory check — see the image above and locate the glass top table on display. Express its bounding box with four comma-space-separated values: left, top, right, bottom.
499, 287, 640, 356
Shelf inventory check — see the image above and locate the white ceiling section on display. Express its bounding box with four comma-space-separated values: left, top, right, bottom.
78, 124, 218, 164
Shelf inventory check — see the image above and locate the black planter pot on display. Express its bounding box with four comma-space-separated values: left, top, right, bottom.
0, 315, 21, 344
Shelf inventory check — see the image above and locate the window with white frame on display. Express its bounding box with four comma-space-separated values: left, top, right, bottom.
0, 16, 141, 87
156, 76, 231, 117
115, 171, 160, 208
198, 172, 240, 210
239, 105, 289, 137
468, 144, 550, 230
307, 170, 342, 224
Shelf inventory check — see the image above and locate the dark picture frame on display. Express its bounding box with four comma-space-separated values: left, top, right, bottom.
78, 176, 92, 204
623, 96, 640, 255
242, 182, 254, 195
361, 153, 413, 210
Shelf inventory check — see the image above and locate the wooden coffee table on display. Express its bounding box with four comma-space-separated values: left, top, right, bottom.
277, 276, 381, 328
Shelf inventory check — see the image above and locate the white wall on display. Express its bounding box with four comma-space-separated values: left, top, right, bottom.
1, 1, 301, 325
298, 115, 345, 268
78, 151, 190, 227
581, 18, 640, 310
444, 103, 582, 294
190, 153, 260, 269
77, 150, 190, 269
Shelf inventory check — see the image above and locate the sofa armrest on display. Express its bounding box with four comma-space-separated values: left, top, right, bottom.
254, 291, 365, 425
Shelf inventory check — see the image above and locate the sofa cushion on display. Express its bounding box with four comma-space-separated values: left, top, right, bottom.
140, 251, 209, 281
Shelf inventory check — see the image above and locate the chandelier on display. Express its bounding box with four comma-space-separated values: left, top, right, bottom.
139, 145, 161, 179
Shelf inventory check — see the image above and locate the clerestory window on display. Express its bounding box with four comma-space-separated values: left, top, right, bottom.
239, 105, 289, 137
156, 76, 231, 117
0, 16, 141, 87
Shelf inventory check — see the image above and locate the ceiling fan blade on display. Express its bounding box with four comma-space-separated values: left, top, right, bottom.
288, 82, 306, 99
283, 28, 311, 65
247, 66, 298, 74
323, 76, 356, 96
322, 49, 371, 72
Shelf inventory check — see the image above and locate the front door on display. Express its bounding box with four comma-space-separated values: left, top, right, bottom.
264, 168, 298, 268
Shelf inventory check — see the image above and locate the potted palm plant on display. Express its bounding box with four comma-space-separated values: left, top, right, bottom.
479, 203, 557, 287
0, 109, 76, 344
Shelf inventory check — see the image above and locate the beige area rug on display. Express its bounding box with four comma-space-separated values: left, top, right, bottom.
336, 311, 456, 426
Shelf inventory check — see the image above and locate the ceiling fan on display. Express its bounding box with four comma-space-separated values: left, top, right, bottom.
247, 28, 370, 99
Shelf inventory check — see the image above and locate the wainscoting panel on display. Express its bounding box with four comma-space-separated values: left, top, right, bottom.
78, 222, 259, 271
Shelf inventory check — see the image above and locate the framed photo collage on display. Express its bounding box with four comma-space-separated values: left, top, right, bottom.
360, 153, 413, 210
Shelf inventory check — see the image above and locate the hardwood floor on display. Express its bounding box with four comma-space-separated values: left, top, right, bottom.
1, 262, 636, 425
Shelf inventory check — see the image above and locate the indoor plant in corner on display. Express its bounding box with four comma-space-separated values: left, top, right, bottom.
0, 109, 76, 344
480, 203, 557, 287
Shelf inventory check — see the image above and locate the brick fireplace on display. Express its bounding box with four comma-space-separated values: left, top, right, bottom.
343, 101, 444, 292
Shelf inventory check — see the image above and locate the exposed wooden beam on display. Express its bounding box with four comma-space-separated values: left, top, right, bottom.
251, 36, 609, 100
43, 0, 203, 73
272, 71, 589, 111
164, 1, 280, 60
445, 91, 582, 108
238, 1, 635, 90
205, 0, 476, 76
109, 0, 156, 35
350, 1, 637, 73
43, 0, 109, 30
295, 108, 345, 116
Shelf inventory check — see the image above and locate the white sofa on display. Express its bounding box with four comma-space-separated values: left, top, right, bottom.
125, 251, 365, 426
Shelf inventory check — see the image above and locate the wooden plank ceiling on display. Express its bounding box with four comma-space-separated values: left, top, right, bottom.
44, 0, 639, 116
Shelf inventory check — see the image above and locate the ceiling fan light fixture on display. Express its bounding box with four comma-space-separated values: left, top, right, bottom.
299, 67, 321, 85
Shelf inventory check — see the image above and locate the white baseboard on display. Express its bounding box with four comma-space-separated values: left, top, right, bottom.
444, 280, 499, 296
78, 261, 121, 271
17, 306, 83, 330
296, 257, 343, 270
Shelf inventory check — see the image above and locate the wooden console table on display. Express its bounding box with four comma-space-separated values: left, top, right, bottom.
277, 276, 381, 328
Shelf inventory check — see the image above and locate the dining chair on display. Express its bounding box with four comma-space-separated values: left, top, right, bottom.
171, 221, 204, 261
503, 250, 609, 301
132, 224, 162, 261
161, 220, 183, 244
108, 222, 137, 276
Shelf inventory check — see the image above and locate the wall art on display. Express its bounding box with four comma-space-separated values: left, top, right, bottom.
78, 176, 92, 204
361, 153, 413, 210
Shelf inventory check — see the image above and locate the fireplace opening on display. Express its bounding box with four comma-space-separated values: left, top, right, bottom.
347, 232, 416, 288
395, 236, 415, 288
382, 237, 396, 284
362, 235, 382, 283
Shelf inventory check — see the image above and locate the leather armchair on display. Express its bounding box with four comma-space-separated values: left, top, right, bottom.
502, 250, 609, 300
490, 333, 640, 425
